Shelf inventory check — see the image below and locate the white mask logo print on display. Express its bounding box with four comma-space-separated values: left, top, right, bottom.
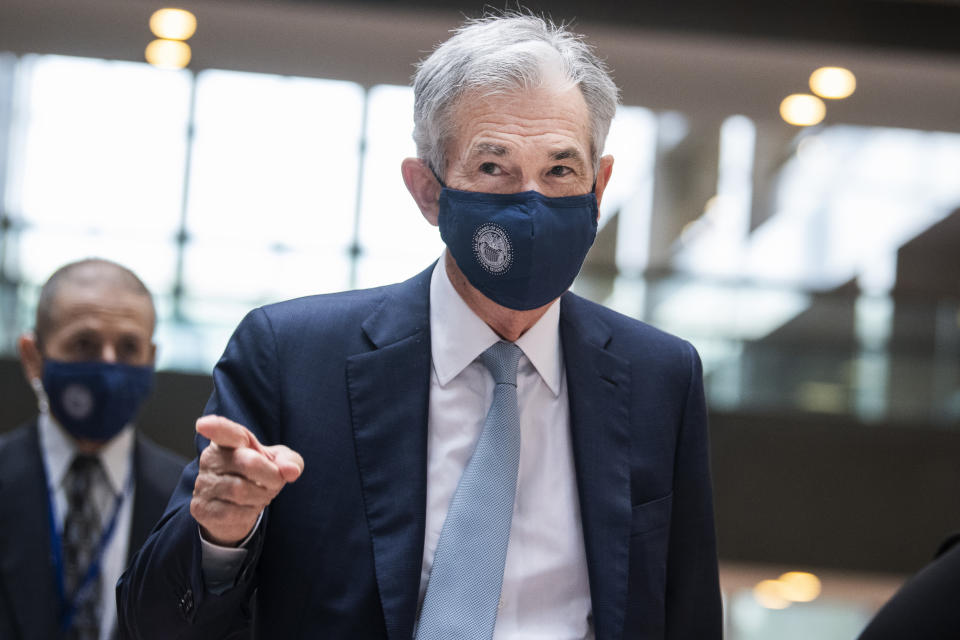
473, 223, 513, 275
62, 383, 95, 420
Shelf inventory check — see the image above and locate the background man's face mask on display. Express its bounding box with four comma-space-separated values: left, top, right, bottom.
438, 186, 599, 311
37, 359, 154, 442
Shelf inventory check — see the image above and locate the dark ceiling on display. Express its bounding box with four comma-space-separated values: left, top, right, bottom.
286, 0, 960, 56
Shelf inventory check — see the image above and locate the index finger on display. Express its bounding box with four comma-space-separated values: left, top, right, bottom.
196, 415, 270, 457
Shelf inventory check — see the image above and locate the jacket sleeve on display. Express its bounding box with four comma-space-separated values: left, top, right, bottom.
664, 342, 723, 639
116, 307, 282, 640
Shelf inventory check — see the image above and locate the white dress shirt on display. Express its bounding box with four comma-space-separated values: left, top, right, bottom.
38, 411, 135, 640
201, 256, 595, 637
422, 256, 593, 639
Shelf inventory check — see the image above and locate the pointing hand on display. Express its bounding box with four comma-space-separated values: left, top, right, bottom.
190, 415, 304, 546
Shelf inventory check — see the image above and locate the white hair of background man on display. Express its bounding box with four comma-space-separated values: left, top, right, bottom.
412, 12, 621, 180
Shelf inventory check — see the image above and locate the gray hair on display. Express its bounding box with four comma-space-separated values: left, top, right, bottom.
412, 13, 620, 179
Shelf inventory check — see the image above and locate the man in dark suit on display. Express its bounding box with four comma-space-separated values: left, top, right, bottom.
857, 534, 960, 640
0, 258, 184, 640
118, 13, 722, 639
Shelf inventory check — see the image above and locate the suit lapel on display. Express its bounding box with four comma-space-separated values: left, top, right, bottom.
560, 294, 632, 640
0, 421, 62, 640
347, 268, 432, 640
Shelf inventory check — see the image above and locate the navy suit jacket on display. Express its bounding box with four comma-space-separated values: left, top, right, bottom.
0, 419, 185, 640
118, 265, 721, 639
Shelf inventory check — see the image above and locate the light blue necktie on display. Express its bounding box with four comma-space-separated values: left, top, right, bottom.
415, 340, 523, 640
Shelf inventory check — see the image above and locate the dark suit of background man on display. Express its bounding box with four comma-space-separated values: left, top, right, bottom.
119, 13, 722, 640
0, 258, 184, 640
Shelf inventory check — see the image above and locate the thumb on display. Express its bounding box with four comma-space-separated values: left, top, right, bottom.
266, 444, 305, 483
196, 415, 265, 453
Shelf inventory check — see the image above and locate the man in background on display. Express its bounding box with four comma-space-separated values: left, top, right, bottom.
120, 13, 721, 639
0, 258, 185, 640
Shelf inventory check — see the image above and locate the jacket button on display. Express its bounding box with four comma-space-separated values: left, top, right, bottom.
178, 588, 194, 616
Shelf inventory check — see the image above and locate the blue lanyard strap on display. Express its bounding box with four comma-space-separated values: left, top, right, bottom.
46, 464, 133, 632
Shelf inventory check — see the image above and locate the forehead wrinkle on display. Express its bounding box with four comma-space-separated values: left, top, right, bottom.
52, 294, 156, 337
448, 86, 595, 176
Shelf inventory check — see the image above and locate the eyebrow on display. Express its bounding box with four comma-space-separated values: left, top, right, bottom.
468, 142, 509, 158
467, 144, 586, 164
550, 148, 586, 164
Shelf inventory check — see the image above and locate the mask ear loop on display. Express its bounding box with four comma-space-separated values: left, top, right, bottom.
31, 376, 50, 414
428, 163, 448, 189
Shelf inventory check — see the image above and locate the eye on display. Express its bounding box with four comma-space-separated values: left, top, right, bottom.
548, 165, 573, 177
70, 335, 100, 358
479, 162, 501, 175
118, 339, 139, 359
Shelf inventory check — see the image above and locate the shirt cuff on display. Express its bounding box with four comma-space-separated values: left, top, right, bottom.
199, 512, 263, 595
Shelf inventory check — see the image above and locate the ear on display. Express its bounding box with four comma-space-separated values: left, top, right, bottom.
593, 154, 615, 213
17, 332, 43, 383
401, 157, 442, 226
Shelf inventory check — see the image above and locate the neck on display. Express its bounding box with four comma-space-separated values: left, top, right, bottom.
46, 411, 108, 454
444, 252, 554, 343
73, 438, 107, 455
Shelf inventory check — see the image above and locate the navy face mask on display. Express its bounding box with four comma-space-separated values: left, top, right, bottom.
437, 186, 599, 311
41, 359, 154, 442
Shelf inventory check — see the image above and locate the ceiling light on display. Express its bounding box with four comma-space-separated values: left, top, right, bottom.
780, 94, 826, 127
145, 39, 192, 70
810, 67, 856, 100
149, 8, 197, 41
778, 571, 822, 602
753, 580, 791, 610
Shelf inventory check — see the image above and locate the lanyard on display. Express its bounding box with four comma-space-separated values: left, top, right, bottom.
46, 462, 132, 632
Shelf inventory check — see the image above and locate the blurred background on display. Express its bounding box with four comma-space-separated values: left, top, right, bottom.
0, 0, 958, 637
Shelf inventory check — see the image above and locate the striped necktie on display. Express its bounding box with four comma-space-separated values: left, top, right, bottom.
63, 454, 105, 640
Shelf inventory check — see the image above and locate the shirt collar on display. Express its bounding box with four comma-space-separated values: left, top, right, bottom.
429, 252, 563, 396
38, 410, 135, 495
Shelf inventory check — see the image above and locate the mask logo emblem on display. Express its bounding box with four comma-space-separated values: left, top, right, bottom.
473, 223, 513, 275
62, 384, 94, 420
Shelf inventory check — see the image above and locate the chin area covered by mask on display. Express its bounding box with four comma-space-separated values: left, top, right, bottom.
438, 187, 598, 311
40, 359, 154, 443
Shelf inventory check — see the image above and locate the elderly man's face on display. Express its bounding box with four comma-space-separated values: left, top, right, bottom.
444, 84, 600, 198
42, 284, 155, 367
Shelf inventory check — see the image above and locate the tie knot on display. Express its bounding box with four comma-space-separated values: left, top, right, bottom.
69, 453, 101, 474
67, 454, 103, 490
480, 341, 522, 386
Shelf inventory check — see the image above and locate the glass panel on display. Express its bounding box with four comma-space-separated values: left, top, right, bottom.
599, 104, 658, 232
154, 316, 242, 373
5, 54, 191, 234
354, 84, 444, 289
185, 69, 364, 249
675, 114, 756, 278
745, 125, 960, 290
181, 240, 351, 304
7, 228, 178, 292
182, 70, 365, 306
